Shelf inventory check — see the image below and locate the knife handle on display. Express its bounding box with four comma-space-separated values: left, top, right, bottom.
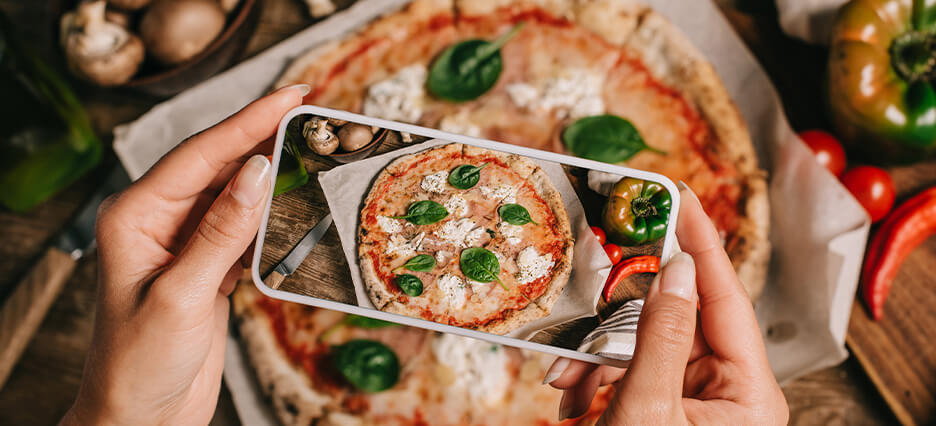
264, 271, 285, 290
0, 247, 77, 388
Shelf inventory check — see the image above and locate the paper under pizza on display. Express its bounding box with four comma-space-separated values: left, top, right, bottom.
276, 0, 770, 300
358, 143, 573, 335
232, 284, 611, 425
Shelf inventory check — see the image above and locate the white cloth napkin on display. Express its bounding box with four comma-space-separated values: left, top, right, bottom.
577, 299, 644, 361
775, 0, 848, 44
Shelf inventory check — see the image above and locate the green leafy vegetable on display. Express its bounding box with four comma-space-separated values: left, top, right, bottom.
395, 274, 424, 297
393, 254, 436, 273
332, 340, 400, 392
343, 315, 396, 329
391, 200, 448, 225
427, 23, 524, 102
459, 248, 507, 291
448, 163, 488, 189
562, 115, 665, 163
498, 204, 537, 225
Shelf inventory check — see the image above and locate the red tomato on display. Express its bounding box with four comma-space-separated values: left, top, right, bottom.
603, 243, 623, 264
590, 226, 607, 246
799, 130, 847, 177
841, 166, 896, 223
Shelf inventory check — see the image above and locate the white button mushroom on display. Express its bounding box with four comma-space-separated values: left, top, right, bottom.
337, 123, 374, 152
59, 0, 145, 86
303, 118, 339, 155
108, 0, 152, 11
139, 0, 226, 65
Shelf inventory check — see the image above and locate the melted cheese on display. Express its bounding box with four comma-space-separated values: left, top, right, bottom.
421, 171, 449, 194
437, 274, 467, 309
434, 218, 478, 248
385, 232, 425, 257
376, 216, 403, 234
497, 222, 523, 245
363, 65, 427, 122
506, 68, 605, 119
479, 184, 517, 203
516, 246, 554, 284
439, 110, 482, 137
431, 333, 510, 407
444, 195, 468, 217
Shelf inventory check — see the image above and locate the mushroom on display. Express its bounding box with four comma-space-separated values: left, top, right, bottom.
219, 0, 241, 14
108, 0, 152, 11
139, 0, 226, 65
338, 123, 375, 152
104, 8, 132, 28
303, 118, 339, 155
60, 0, 145, 86
327, 117, 348, 127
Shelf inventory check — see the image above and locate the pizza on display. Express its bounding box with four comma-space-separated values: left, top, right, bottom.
276, 0, 770, 300
232, 283, 611, 425
358, 143, 573, 335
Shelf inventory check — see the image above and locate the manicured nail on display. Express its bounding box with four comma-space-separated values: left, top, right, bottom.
543, 357, 570, 384
279, 83, 311, 97
659, 251, 696, 301
558, 391, 573, 421
677, 180, 699, 204
231, 155, 271, 207
677, 180, 722, 244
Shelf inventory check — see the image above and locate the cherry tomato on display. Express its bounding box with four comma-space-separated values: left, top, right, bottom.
841, 166, 895, 223
590, 226, 607, 246
603, 243, 623, 264
799, 130, 847, 177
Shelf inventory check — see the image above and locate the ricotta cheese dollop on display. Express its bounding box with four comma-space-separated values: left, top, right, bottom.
437, 274, 468, 309
363, 64, 427, 122
431, 333, 510, 407
479, 184, 517, 204
438, 110, 482, 137
497, 221, 523, 246
506, 68, 605, 119
376, 216, 403, 234
435, 218, 479, 248
385, 232, 425, 257
516, 246, 554, 284
421, 171, 449, 194
443, 195, 468, 217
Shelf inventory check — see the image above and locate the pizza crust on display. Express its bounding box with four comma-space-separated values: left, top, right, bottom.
525, 168, 574, 313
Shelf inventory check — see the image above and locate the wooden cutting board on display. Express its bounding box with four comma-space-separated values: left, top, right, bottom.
846, 161, 936, 426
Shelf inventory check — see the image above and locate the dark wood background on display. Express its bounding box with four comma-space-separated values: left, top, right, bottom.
3, 0, 933, 424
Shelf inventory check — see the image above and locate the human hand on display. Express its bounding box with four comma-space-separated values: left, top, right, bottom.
62, 85, 309, 425
544, 184, 788, 424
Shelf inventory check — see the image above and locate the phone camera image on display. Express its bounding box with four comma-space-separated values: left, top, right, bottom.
253, 109, 678, 363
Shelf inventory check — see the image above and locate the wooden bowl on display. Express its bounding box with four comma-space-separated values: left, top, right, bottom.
327, 128, 391, 164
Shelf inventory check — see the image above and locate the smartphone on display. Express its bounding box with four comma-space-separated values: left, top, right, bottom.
252, 105, 679, 367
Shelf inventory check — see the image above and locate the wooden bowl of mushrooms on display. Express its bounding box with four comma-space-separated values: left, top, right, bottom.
58, 0, 260, 96
302, 117, 390, 164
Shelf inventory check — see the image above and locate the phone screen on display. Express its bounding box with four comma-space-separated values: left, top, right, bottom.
253, 106, 679, 366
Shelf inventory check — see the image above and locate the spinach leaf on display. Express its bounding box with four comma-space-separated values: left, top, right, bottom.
343, 315, 396, 329
427, 24, 524, 102
498, 204, 537, 225
562, 115, 665, 163
393, 254, 436, 273
459, 248, 507, 291
448, 163, 487, 189
391, 200, 448, 225
332, 339, 400, 392
395, 274, 424, 297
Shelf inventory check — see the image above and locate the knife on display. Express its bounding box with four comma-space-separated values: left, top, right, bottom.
0, 165, 131, 387
263, 213, 333, 290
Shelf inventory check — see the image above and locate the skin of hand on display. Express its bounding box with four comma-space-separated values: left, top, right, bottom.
543, 184, 788, 425
60, 84, 310, 425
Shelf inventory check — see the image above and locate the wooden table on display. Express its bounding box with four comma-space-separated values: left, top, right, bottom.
0, 0, 917, 424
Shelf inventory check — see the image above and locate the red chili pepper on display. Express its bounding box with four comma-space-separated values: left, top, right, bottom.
861, 187, 936, 320
602, 255, 660, 303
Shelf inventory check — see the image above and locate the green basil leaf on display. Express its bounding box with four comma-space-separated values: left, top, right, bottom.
448, 163, 487, 189
459, 248, 507, 290
343, 315, 396, 329
332, 339, 400, 392
395, 274, 424, 296
562, 115, 665, 163
498, 204, 537, 225
427, 24, 524, 102
391, 200, 448, 225
394, 254, 436, 273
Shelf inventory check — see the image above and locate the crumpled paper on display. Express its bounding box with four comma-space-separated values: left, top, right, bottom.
113, 2, 871, 422
317, 139, 613, 342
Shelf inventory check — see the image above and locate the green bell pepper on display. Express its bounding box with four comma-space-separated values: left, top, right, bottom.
272, 131, 309, 196
602, 178, 671, 246
827, 0, 936, 163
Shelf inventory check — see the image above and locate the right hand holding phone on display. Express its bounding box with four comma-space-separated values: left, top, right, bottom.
544, 185, 788, 425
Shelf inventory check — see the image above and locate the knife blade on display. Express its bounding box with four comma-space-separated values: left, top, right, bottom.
0, 165, 131, 387
264, 213, 333, 290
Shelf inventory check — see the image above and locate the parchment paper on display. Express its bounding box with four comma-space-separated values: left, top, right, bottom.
111, 1, 871, 422
317, 139, 613, 340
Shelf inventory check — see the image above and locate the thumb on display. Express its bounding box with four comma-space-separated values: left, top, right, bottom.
620, 251, 697, 400
157, 155, 271, 303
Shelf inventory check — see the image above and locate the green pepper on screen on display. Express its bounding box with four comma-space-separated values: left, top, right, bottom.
272, 127, 309, 196
602, 177, 671, 246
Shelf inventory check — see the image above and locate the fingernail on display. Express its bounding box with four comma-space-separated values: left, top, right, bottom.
558, 391, 573, 421
677, 180, 699, 205
543, 357, 570, 384
231, 155, 271, 207
658, 251, 696, 301
278, 83, 311, 97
